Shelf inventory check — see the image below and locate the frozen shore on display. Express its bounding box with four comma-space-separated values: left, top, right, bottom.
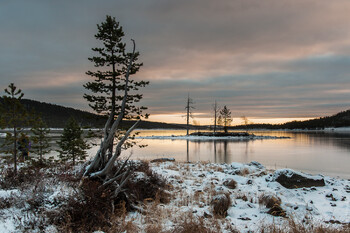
0, 160, 349, 232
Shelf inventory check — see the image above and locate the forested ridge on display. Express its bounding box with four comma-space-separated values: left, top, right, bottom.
0, 98, 187, 129
233, 109, 350, 130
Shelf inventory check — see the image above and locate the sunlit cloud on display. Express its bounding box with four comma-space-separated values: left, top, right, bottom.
1, 0, 350, 124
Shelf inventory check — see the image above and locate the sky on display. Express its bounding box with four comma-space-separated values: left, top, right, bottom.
1, 0, 350, 125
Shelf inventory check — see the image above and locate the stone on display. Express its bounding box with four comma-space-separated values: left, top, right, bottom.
271, 169, 325, 189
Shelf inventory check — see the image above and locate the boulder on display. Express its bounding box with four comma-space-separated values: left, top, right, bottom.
270, 169, 325, 189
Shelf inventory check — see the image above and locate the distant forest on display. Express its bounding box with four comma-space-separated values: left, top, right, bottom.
232, 109, 350, 130
1, 98, 187, 129
1, 98, 349, 129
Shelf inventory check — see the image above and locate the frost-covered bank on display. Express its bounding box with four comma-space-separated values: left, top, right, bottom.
0, 160, 349, 232
139, 161, 349, 232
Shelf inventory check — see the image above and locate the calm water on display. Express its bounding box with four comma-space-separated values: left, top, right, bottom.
126, 130, 350, 179
3, 129, 349, 179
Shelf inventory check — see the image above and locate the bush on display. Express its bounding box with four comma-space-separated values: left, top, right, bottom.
223, 178, 237, 189
259, 193, 281, 208
211, 193, 231, 217
48, 160, 170, 232
0, 167, 43, 189
126, 160, 170, 205
48, 178, 115, 232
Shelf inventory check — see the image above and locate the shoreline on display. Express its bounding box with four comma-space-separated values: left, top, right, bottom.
0, 159, 349, 232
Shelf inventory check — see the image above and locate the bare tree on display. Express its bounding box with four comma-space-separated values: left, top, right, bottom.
83, 40, 141, 204
185, 94, 195, 136
241, 116, 250, 133
212, 100, 219, 133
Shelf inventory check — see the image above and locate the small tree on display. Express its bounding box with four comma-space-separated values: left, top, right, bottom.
0, 83, 31, 174
31, 118, 51, 163
241, 116, 251, 133
219, 106, 232, 133
57, 118, 89, 166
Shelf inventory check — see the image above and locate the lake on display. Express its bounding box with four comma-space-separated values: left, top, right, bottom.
125, 130, 350, 179
2, 129, 349, 179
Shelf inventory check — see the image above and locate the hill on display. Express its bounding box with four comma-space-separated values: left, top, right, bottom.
232, 109, 350, 130
1, 98, 187, 129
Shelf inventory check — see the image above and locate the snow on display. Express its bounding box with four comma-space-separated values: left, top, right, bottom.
0, 161, 349, 232
147, 161, 350, 232
270, 168, 324, 181
324, 127, 350, 132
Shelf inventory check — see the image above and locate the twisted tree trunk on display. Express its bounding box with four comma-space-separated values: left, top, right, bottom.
84, 39, 140, 200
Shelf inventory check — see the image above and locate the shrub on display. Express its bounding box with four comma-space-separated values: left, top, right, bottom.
49, 178, 115, 232
0, 166, 43, 189
259, 193, 282, 208
223, 178, 237, 189
126, 160, 170, 205
48, 160, 170, 232
211, 193, 231, 217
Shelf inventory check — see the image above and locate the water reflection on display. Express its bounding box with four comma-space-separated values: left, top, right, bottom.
2, 129, 349, 178
129, 130, 350, 178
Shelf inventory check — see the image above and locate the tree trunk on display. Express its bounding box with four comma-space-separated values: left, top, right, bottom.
84, 40, 140, 201
13, 126, 17, 174
213, 100, 217, 133
186, 94, 190, 136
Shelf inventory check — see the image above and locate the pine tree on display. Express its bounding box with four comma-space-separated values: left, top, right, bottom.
219, 106, 233, 133
31, 118, 51, 163
0, 83, 32, 174
57, 118, 89, 165
84, 15, 149, 120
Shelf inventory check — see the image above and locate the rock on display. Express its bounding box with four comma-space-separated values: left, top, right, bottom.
238, 217, 251, 221
270, 169, 325, 189
203, 212, 212, 218
150, 158, 175, 163
248, 161, 265, 169
326, 193, 337, 201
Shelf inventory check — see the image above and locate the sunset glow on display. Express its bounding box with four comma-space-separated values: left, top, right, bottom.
1, 1, 350, 124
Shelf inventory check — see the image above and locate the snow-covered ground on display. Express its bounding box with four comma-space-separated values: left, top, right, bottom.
0, 161, 349, 232
324, 127, 350, 132
137, 161, 350, 232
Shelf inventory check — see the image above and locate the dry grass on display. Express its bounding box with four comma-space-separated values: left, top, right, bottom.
223, 178, 237, 189
211, 193, 231, 217
238, 167, 250, 176
259, 193, 282, 208
172, 213, 218, 233
260, 217, 350, 233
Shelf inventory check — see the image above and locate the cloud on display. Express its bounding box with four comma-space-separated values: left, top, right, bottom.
1, 0, 350, 122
